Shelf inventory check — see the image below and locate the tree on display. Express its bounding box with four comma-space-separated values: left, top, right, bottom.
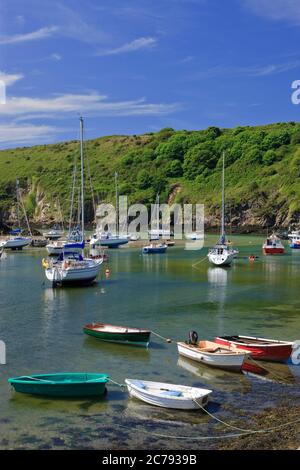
166, 160, 183, 177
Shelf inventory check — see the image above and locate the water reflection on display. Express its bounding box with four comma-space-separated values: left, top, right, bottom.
177, 356, 251, 393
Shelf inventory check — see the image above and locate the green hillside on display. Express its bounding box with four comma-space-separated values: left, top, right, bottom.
1, 121, 300, 229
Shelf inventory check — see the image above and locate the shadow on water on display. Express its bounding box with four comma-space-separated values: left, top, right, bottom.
82, 337, 152, 359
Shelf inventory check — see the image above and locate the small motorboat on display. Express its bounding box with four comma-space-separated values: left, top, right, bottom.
214, 335, 294, 362
177, 340, 247, 371
83, 323, 151, 347
262, 234, 285, 255
142, 243, 167, 254
125, 379, 212, 410
8, 373, 109, 397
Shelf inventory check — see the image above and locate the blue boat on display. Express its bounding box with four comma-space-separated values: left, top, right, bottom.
142, 243, 167, 254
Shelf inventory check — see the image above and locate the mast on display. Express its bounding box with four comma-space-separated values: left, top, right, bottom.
157, 193, 160, 237
221, 151, 225, 242
16, 180, 20, 228
115, 171, 119, 236
80, 117, 84, 242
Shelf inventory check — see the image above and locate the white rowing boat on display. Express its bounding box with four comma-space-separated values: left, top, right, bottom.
177, 340, 247, 371
125, 379, 212, 410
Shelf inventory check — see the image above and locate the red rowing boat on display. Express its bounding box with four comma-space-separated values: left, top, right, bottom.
214, 335, 293, 362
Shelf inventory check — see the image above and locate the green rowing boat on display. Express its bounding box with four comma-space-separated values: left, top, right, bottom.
83, 322, 151, 347
8, 373, 109, 397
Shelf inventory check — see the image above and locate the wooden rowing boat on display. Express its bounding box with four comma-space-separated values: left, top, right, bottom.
177, 340, 247, 371
83, 322, 151, 347
214, 335, 294, 362
125, 379, 212, 410
8, 373, 109, 397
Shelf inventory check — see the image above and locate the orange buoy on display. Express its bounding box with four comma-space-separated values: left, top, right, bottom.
105, 268, 110, 278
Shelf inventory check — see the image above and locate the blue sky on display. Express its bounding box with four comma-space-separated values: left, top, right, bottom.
0, 0, 300, 147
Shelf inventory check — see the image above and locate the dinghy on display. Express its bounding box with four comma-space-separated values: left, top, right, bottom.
177, 340, 247, 371
214, 335, 294, 362
8, 373, 109, 397
125, 379, 212, 410
83, 323, 151, 347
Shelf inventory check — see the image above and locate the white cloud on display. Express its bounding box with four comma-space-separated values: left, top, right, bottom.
98, 37, 157, 56
243, 0, 300, 24
0, 71, 23, 87
0, 92, 180, 119
0, 123, 58, 145
0, 26, 58, 45
50, 53, 62, 61
189, 60, 300, 79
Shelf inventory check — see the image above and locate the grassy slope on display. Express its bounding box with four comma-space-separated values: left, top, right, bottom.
0, 122, 300, 227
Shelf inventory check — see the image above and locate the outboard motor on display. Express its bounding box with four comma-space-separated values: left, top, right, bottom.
188, 330, 198, 345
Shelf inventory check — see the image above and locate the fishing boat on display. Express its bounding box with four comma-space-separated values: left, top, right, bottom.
8, 373, 109, 397
125, 379, 212, 410
142, 194, 168, 255
43, 227, 64, 240
90, 172, 129, 249
83, 323, 151, 346
207, 153, 237, 266
288, 230, 300, 249
142, 243, 167, 254
262, 234, 285, 255
214, 335, 294, 362
177, 340, 247, 371
43, 117, 102, 287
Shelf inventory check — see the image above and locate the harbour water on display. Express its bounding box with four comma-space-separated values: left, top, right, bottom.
0, 235, 300, 449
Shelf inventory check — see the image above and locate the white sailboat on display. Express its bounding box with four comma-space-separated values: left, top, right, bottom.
90, 172, 129, 248
44, 117, 102, 286
207, 153, 237, 267
0, 180, 32, 250
142, 194, 167, 254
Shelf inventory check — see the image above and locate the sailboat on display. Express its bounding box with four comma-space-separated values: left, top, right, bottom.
90, 172, 129, 248
44, 117, 103, 286
46, 165, 84, 255
142, 194, 167, 254
207, 153, 237, 266
0, 181, 32, 250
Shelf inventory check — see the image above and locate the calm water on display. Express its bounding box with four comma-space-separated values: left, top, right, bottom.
0, 235, 300, 449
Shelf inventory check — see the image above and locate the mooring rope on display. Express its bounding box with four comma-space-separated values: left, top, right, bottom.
150, 331, 173, 343
108, 378, 300, 440
191, 256, 207, 270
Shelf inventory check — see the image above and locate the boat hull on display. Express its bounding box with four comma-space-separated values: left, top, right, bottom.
83, 327, 151, 347
207, 251, 235, 266
214, 336, 293, 362
45, 262, 101, 286
90, 237, 129, 248
125, 379, 212, 410
8, 373, 108, 397
142, 246, 167, 254
263, 247, 284, 255
177, 342, 245, 371
289, 243, 300, 249
1, 237, 32, 249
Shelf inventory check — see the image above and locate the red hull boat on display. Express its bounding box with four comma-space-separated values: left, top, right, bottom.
214, 335, 293, 362
262, 234, 285, 255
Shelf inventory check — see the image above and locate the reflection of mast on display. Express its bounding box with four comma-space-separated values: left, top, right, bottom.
207, 267, 228, 335
115, 172, 119, 235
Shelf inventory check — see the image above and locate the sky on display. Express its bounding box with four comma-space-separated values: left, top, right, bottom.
0, 0, 300, 147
